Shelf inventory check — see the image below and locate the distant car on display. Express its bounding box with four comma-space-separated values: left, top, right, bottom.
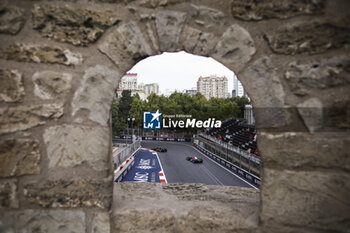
152, 147, 167, 152
186, 156, 203, 163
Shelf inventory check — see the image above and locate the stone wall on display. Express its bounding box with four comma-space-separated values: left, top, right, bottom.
0, 0, 349, 232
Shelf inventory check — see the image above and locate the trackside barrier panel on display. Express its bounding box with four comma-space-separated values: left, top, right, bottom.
141, 136, 191, 142
194, 142, 261, 188
113, 140, 141, 168
198, 132, 260, 164
114, 140, 141, 182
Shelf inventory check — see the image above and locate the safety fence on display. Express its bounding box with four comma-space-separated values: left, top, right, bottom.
113, 140, 141, 169
141, 136, 191, 142
196, 135, 262, 178
198, 132, 260, 164
193, 140, 261, 188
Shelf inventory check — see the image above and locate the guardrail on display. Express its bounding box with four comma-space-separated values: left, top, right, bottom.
198, 132, 260, 164
193, 141, 261, 188
141, 136, 191, 142
113, 140, 141, 169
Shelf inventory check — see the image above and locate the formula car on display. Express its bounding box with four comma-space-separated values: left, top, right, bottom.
186, 156, 203, 163
152, 147, 167, 152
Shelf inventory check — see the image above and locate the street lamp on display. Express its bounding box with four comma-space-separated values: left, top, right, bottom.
127, 117, 135, 143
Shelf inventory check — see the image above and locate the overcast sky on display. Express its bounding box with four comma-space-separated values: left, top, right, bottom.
128, 51, 236, 95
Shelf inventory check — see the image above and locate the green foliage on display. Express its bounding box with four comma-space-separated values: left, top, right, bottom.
231, 96, 250, 118
111, 90, 133, 136
118, 90, 133, 119
112, 91, 250, 136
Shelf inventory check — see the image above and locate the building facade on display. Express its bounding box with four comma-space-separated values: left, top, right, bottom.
144, 83, 159, 96
118, 73, 137, 90
185, 88, 198, 96
233, 75, 244, 97
116, 74, 158, 100
197, 75, 228, 99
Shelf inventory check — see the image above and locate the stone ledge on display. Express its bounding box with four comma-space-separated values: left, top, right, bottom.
24, 178, 112, 209
113, 183, 259, 233
0, 209, 85, 232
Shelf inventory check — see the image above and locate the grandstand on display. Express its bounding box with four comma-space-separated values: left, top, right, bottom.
205, 118, 259, 156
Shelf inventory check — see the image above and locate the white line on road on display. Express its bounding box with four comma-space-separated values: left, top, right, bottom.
199, 164, 224, 186
186, 145, 259, 190
141, 141, 258, 189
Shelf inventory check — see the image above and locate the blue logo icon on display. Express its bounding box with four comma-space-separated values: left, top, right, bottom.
143, 110, 161, 129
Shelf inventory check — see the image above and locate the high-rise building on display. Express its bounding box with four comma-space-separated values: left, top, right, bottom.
233, 75, 249, 98
233, 75, 244, 97
197, 75, 228, 99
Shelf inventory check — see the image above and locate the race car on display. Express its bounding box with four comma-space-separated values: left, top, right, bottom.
186, 156, 203, 163
152, 147, 167, 152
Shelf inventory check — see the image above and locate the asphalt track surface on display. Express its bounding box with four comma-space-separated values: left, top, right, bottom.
141, 141, 253, 188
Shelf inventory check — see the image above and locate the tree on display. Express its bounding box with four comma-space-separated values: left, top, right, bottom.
118, 90, 133, 119
231, 96, 250, 118
111, 90, 251, 136
111, 101, 126, 136
129, 94, 145, 128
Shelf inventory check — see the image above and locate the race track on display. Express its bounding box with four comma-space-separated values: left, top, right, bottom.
141, 141, 254, 188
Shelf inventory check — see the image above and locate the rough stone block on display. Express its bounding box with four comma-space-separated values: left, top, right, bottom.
0, 103, 64, 134
0, 43, 83, 66
90, 212, 110, 233
24, 178, 112, 209
145, 22, 159, 51
44, 124, 109, 171
0, 179, 18, 209
32, 71, 72, 100
0, 139, 40, 177
155, 11, 186, 52
114, 208, 176, 233
265, 22, 350, 55
187, 4, 225, 29
181, 26, 217, 56
72, 65, 119, 126
213, 24, 256, 72
32, 4, 118, 46
240, 56, 286, 128
0, 69, 24, 102
139, 0, 185, 8
0, 5, 26, 34
89, 0, 132, 3
285, 55, 350, 96
0, 209, 85, 232
232, 0, 326, 20
98, 21, 153, 72
177, 205, 255, 233
297, 97, 323, 133
260, 169, 350, 232
114, 183, 260, 233
258, 132, 350, 170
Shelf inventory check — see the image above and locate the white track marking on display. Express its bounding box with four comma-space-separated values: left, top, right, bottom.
141, 141, 258, 189
151, 149, 168, 183
189, 145, 258, 190
199, 164, 224, 185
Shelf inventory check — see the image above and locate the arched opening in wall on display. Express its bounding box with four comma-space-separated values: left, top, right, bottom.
111, 51, 261, 188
